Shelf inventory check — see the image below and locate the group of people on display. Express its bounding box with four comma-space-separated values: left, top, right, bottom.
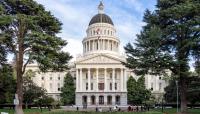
127, 105, 150, 112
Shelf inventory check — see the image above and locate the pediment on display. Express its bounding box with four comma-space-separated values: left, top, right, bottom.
77, 54, 124, 64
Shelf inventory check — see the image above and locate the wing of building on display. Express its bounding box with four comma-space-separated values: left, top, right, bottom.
25, 1, 168, 106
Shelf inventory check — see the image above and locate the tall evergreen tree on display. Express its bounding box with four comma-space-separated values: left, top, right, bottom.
124, 0, 200, 113
60, 73, 75, 105
127, 76, 151, 105
0, 0, 72, 114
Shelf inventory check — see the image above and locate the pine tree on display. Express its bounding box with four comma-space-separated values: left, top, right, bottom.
60, 73, 75, 105
127, 76, 151, 105
0, 0, 72, 113
124, 0, 200, 113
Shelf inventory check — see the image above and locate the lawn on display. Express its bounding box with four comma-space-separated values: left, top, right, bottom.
0, 109, 49, 114
0, 108, 200, 114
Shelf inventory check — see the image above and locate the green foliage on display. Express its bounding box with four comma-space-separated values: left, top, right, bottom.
164, 80, 179, 103
0, 0, 72, 112
164, 76, 200, 104
124, 0, 200, 112
127, 76, 151, 105
0, 0, 72, 72
0, 65, 16, 104
60, 73, 75, 105
23, 75, 46, 105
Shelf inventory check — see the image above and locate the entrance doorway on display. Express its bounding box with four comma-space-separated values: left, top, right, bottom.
91, 96, 95, 105
99, 96, 104, 105
116, 95, 120, 105
107, 96, 112, 105
82, 96, 87, 106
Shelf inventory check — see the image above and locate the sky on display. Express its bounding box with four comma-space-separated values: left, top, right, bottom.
35, 0, 157, 61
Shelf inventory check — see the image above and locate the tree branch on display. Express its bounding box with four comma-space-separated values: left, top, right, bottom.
22, 56, 31, 75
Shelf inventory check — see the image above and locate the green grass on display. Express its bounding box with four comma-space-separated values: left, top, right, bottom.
0, 108, 200, 114
0, 108, 48, 114
43, 110, 162, 114
154, 108, 200, 114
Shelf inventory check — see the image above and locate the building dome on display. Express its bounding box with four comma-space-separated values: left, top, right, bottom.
89, 14, 114, 26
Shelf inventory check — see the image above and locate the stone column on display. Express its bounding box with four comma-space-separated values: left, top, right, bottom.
103, 39, 105, 50
80, 68, 82, 91
88, 40, 90, 51
104, 68, 107, 91
111, 40, 113, 51
87, 95, 91, 106
104, 95, 107, 105
107, 40, 109, 50
120, 68, 123, 91
93, 40, 95, 51
112, 68, 115, 91
112, 95, 115, 105
96, 68, 99, 91
96, 95, 99, 105
124, 69, 127, 91
88, 68, 91, 91
76, 69, 79, 91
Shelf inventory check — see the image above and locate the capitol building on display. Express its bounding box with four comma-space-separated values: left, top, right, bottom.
26, 2, 168, 107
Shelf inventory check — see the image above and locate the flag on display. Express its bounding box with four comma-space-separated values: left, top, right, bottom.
96, 28, 101, 40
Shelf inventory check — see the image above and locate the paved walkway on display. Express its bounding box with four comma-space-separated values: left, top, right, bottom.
61, 106, 128, 112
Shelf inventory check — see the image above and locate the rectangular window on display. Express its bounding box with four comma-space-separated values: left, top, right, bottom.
110, 83, 112, 90
58, 83, 60, 91
159, 83, 162, 91
115, 74, 117, 79
58, 76, 60, 80
99, 96, 104, 105
91, 83, 93, 90
110, 73, 112, 79
50, 77, 52, 80
86, 83, 88, 90
91, 74, 93, 79
98, 83, 104, 90
115, 83, 117, 90
86, 73, 88, 79
151, 83, 153, 90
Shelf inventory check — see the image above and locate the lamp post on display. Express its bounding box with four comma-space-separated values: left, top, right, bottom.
176, 80, 178, 113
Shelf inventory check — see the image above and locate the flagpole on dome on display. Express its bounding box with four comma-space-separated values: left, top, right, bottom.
97, 0, 104, 49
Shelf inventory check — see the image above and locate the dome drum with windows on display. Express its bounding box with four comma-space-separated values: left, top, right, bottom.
83, 1, 120, 55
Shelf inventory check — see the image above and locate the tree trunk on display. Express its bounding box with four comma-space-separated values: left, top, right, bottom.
15, 18, 25, 114
180, 76, 187, 113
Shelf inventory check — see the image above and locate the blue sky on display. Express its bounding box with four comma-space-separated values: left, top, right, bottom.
35, 0, 157, 60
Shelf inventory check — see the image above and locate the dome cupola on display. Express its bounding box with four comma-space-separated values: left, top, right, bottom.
89, 1, 114, 26
82, 1, 120, 55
